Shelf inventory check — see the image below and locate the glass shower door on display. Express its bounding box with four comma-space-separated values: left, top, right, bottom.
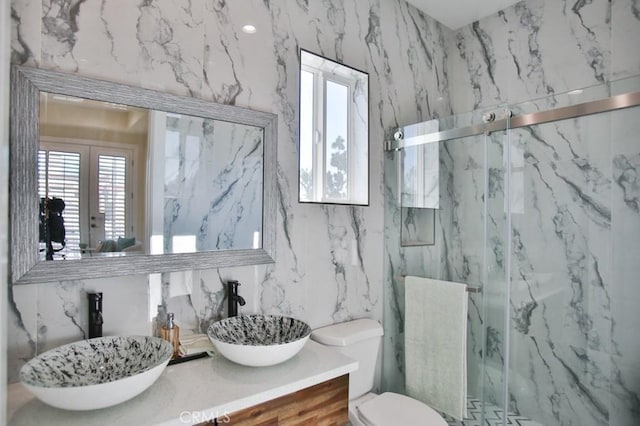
479, 122, 511, 426
505, 92, 640, 426
382, 109, 510, 426
384, 78, 640, 426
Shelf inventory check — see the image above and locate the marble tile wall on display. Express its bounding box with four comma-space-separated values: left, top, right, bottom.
1, 0, 11, 418
7, 0, 452, 383
383, 1, 639, 426
450, 1, 640, 425
161, 117, 263, 252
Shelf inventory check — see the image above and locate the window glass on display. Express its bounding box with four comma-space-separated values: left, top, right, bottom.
98, 154, 127, 241
324, 80, 349, 200
38, 149, 81, 253
38, 144, 134, 258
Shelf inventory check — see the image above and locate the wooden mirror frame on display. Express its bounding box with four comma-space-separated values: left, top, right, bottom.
10, 66, 277, 285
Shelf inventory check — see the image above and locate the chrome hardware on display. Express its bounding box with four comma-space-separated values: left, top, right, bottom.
482, 112, 496, 123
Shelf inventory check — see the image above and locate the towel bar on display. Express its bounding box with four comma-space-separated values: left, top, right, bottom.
394, 275, 482, 293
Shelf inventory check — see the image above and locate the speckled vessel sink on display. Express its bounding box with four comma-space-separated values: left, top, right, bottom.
208, 315, 311, 367
20, 335, 173, 410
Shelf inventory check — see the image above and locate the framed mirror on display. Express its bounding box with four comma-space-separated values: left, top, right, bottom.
10, 66, 277, 285
298, 49, 369, 205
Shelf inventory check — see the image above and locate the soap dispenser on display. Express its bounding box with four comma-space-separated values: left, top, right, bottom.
160, 313, 180, 358
153, 304, 167, 338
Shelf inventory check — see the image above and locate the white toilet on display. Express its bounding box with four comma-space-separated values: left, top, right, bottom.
311, 318, 448, 426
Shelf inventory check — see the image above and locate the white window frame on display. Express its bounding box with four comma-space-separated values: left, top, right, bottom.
40, 136, 139, 250
301, 62, 357, 203
37, 146, 85, 257
92, 147, 133, 243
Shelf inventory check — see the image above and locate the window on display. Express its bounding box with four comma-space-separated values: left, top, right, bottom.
97, 154, 128, 240
324, 79, 349, 200
299, 50, 369, 205
38, 149, 82, 255
38, 140, 136, 258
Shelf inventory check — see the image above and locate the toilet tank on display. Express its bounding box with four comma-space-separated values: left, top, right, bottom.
310, 319, 383, 400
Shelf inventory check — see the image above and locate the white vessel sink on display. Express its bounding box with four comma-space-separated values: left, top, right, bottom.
19, 335, 173, 411
207, 315, 311, 367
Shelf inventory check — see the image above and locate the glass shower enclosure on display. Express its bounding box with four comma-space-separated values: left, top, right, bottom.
383, 77, 640, 426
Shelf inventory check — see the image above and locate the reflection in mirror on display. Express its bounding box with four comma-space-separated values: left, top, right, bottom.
398, 119, 439, 247
38, 93, 264, 260
149, 112, 263, 255
400, 119, 440, 209
299, 49, 369, 205
39, 94, 148, 260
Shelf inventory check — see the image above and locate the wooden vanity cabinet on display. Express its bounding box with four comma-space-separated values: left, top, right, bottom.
198, 374, 349, 426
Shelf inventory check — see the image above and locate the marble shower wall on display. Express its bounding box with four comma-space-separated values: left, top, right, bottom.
384, 1, 640, 425
450, 1, 640, 425
7, 0, 452, 382
449, 0, 640, 112
450, 1, 637, 425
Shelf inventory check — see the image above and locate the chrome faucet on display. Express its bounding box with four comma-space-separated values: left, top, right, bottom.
226, 280, 246, 317
88, 292, 103, 338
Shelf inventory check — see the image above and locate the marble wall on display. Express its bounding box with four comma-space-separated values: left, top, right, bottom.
452, 1, 640, 425
1, 0, 11, 420
7, 0, 451, 383
160, 116, 263, 252
383, 1, 640, 425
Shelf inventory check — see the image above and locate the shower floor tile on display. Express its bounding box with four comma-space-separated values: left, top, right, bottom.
443, 398, 544, 426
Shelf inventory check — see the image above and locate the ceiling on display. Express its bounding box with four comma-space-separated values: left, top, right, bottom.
405, 0, 522, 30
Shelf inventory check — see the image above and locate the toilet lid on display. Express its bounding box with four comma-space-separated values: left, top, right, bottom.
357, 392, 448, 426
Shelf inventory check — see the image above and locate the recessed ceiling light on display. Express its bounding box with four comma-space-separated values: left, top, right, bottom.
568, 89, 583, 95
242, 24, 257, 34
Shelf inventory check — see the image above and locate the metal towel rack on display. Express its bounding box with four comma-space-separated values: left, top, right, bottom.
394, 275, 482, 293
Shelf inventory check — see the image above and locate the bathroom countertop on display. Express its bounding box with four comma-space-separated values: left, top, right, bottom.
7, 340, 358, 426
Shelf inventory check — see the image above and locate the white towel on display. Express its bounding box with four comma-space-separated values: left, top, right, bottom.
179, 334, 216, 356
404, 276, 468, 420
